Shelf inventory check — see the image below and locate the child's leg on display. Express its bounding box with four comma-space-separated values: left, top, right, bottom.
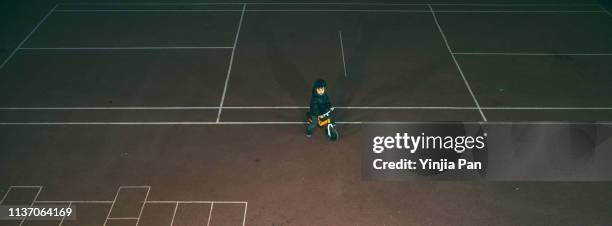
306, 115, 317, 136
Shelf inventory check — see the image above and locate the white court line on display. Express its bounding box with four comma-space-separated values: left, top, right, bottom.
339, 107, 612, 110
103, 187, 122, 226
19, 186, 42, 226
135, 186, 150, 226
337, 121, 612, 125
55, 9, 431, 12
433, 10, 604, 13
0, 186, 42, 222
9, 185, 250, 226
428, 5, 487, 122
0, 187, 13, 205
50, 9, 602, 13
601, 4, 612, 17
8, 186, 44, 188
239, 10, 429, 12
55, 9, 243, 12
0, 106, 303, 110
7, 106, 612, 110
120, 186, 151, 188
58, 202, 71, 226
338, 30, 347, 77
337, 106, 612, 110
217, 3, 247, 123
484, 107, 612, 110
0, 4, 57, 71
35, 200, 114, 203
0, 122, 305, 125
0, 107, 215, 110
170, 202, 179, 226
146, 201, 248, 204
20, 47, 233, 50
242, 202, 248, 226
454, 52, 612, 56
59, 2, 245, 5
340, 106, 612, 110
207, 202, 214, 226
58, 2, 601, 6
427, 3, 599, 6
2, 121, 611, 125
35, 200, 247, 203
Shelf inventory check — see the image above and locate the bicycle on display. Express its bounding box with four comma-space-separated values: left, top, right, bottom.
306, 108, 339, 141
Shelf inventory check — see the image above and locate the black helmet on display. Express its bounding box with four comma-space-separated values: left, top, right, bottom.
313, 79, 327, 89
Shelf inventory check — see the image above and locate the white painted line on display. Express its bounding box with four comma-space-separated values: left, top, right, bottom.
8, 186, 44, 188
146, 200, 248, 204
49, 9, 607, 13
252, 3, 600, 6
0, 106, 305, 110
170, 202, 179, 226
0, 106, 304, 110
454, 52, 612, 56
0, 4, 57, 72
103, 187, 122, 226
338, 30, 347, 77
135, 186, 150, 226
428, 3, 599, 6
20, 47, 233, 50
32, 187, 42, 203
52, 9, 420, 13
0, 106, 219, 110
217, 3, 247, 123
35, 200, 248, 203
207, 202, 214, 226
0, 122, 305, 125
59, 2, 245, 5
244, 9, 430, 12
55, 9, 243, 12
58, 202, 71, 226
242, 202, 248, 226
336, 106, 476, 109
120, 186, 151, 189
335, 121, 612, 125
0, 187, 12, 205
58, 2, 600, 6
7, 184, 252, 226
19, 186, 42, 226
35, 200, 114, 203
600, 4, 612, 17
61, 2, 404, 5
108, 217, 139, 220
225, 106, 308, 109
3, 106, 612, 110
483, 107, 612, 110
2, 119, 612, 125
433, 10, 604, 13
334, 106, 612, 110
428, 5, 487, 122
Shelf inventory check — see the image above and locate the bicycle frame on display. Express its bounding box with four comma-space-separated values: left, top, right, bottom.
317, 110, 335, 137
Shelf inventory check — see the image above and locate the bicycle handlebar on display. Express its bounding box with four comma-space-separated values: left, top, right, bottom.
318, 108, 334, 118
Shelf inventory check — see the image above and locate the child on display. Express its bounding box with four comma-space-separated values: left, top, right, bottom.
306, 79, 334, 138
